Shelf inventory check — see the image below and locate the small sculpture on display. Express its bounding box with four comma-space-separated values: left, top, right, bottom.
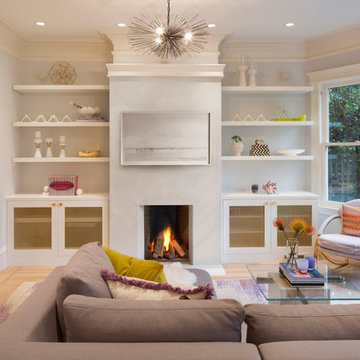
46, 138, 53, 157
59, 135, 66, 158
238, 54, 248, 86
247, 60, 257, 87
34, 131, 42, 158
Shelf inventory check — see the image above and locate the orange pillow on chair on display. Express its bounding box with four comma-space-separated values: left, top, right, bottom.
342, 204, 360, 237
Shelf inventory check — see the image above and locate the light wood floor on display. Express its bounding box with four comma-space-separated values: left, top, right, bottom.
0, 263, 251, 302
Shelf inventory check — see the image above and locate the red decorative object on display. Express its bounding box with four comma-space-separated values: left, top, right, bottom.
48, 175, 78, 196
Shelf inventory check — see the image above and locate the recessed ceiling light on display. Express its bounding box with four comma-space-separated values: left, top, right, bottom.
285, 22, 295, 27
117, 23, 126, 27
208, 23, 216, 28
36, 21, 46, 26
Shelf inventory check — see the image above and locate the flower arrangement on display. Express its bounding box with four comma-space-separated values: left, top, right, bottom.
273, 217, 315, 268
231, 135, 242, 143
262, 181, 277, 194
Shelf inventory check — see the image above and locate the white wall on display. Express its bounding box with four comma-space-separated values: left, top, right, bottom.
0, 47, 21, 270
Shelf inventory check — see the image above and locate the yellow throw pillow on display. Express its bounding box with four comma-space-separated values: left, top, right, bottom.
102, 246, 167, 283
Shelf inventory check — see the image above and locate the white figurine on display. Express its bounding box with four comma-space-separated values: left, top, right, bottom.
247, 60, 257, 87
238, 53, 248, 86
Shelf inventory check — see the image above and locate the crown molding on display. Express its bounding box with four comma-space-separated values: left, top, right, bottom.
308, 63, 360, 84
0, 19, 24, 56
306, 24, 360, 60
220, 37, 306, 62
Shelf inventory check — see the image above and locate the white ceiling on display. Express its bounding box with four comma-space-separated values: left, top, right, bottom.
0, 0, 359, 41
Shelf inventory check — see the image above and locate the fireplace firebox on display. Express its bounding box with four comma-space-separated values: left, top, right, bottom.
144, 205, 190, 262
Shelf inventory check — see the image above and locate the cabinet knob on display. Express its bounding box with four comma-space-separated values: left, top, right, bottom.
270, 201, 277, 205
52, 203, 56, 207
59, 203, 63, 206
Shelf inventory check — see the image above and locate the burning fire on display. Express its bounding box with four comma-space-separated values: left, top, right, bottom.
163, 226, 172, 251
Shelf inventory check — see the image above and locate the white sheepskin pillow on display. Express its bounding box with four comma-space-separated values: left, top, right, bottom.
101, 269, 214, 300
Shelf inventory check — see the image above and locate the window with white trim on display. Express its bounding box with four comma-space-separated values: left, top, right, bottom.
322, 81, 360, 203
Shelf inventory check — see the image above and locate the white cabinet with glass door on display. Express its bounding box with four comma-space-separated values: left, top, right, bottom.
7, 194, 108, 265
222, 192, 318, 263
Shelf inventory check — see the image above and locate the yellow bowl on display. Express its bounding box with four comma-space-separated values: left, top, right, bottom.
78, 150, 100, 157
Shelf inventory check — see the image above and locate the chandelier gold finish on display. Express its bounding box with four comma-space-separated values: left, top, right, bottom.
128, 0, 209, 59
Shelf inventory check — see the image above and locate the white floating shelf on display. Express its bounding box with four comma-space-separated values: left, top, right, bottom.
13, 85, 109, 93
222, 191, 319, 200
222, 86, 313, 95
13, 157, 109, 163
222, 156, 314, 161
222, 121, 313, 127
13, 122, 109, 127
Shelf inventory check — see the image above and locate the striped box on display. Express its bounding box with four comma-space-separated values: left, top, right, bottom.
48, 175, 78, 196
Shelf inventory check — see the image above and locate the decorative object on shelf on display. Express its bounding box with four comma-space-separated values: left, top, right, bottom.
255, 114, 266, 122
48, 61, 77, 85
45, 138, 53, 157
33, 131, 42, 158
127, 0, 209, 60
35, 114, 46, 123
238, 54, 248, 86
59, 135, 66, 158
250, 139, 270, 156
78, 150, 100, 157
247, 61, 257, 87
276, 149, 305, 156
48, 115, 59, 123
69, 101, 102, 120
231, 114, 242, 122
304, 256, 316, 270
272, 104, 305, 121
48, 175, 78, 196
273, 217, 315, 269
262, 181, 277, 194
76, 188, 84, 196
61, 115, 72, 122
42, 185, 50, 196
296, 258, 309, 273
299, 114, 306, 121
243, 114, 254, 122
21, 115, 32, 122
251, 184, 259, 194
231, 135, 244, 156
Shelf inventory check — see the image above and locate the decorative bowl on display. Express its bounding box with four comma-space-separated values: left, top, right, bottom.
276, 149, 305, 156
78, 106, 100, 119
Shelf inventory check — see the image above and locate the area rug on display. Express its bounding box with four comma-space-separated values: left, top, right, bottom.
0, 282, 40, 326
214, 279, 268, 305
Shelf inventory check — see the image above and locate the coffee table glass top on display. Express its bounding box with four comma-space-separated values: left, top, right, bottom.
246, 263, 360, 302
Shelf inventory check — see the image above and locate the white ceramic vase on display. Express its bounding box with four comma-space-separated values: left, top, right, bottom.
231, 142, 244, 156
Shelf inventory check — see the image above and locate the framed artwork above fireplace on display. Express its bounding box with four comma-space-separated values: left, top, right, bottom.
120, 112, 210, 165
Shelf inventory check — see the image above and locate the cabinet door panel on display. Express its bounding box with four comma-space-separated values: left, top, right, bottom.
64, 207, 103, 249
14, 207, 52, 249
229, 206, 265, 248
277, 205, 312, 247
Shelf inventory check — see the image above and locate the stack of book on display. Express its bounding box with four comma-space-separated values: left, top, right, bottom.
279, 262, 325, 286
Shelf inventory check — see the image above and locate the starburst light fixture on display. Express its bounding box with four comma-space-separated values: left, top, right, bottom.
128, 0, 209, 59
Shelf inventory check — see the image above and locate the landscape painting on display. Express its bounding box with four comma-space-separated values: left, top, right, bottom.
121, 112, 210, 165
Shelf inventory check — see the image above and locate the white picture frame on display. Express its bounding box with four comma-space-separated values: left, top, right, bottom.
121, 112, 210, 165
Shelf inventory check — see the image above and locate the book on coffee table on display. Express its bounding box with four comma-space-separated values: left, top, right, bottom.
279, 262, 325, 286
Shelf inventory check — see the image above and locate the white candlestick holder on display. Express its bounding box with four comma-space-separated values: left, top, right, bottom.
238, 64, 248, 86
59, 143, 66, 158
46, 138, 53, 157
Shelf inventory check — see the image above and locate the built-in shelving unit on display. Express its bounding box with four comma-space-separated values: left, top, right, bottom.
13, 157, 109, 163
222, 121, 313, 127
222, 156, 314, 161
13, 121, 109, 127
222, 86, 313, 95
13, 85, 109, 93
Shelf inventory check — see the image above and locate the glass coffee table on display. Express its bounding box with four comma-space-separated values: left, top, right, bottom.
246, 263, 360, 304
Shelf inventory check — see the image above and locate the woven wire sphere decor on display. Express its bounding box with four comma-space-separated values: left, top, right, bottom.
128, 0, 209, 59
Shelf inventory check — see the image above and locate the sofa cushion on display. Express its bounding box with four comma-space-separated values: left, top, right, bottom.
63, 294, 244, 342
342, 203, 360, 237
259, 340, 360, 360
102, 246, 167, 282
56, 242, 115, 338
101, 269, 214, 300
245, 303, 360, 346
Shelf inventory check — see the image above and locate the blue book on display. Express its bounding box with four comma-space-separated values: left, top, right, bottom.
279, 262, 325, 285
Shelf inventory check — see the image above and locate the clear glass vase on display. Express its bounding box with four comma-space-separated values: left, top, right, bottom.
285, 238, 298, 269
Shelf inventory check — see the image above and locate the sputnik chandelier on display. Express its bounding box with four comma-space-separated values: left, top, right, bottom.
128, 0, 209, 59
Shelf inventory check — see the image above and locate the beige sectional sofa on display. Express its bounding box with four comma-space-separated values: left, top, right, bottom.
1, 242, 360, 360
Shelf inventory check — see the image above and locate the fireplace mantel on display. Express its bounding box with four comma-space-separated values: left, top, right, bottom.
106, 63, 225, 80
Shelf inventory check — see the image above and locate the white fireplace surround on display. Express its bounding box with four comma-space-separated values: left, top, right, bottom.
108, 63, 224, 265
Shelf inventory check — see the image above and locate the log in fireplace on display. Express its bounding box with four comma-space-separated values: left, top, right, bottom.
144, 205, 190, 261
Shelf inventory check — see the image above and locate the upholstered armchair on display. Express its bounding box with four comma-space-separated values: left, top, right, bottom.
314, 199, 360, 265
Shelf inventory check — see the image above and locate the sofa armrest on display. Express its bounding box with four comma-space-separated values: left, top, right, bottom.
245, 304, 360, 345
63, 295, 244, 342
0, 267, 64, 343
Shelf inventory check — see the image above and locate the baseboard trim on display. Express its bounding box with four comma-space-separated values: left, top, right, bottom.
0, 246, 6, 270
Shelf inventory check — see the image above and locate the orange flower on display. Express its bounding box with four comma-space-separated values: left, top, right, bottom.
289, 218, 308, 234
273, 217, 284, 231
305, 225, 316, 236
